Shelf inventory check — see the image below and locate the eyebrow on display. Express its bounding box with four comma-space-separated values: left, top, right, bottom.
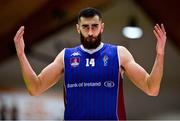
92, 24, 98, 26
81, 24, 99, 27
82, 24, 89, 27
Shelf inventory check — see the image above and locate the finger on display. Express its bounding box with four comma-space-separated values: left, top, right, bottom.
14, 26, 24, 38
154, 24, 164, 37
161, 23, 166, 34
16, 31, 24, 42
16, 26, 24, 35
155, 24, 163, 34
153, 30, 159, 38
14, 26, 24, 41
14, 31, 24, 44
14, 31, 23, 42
156, 24, 167, 40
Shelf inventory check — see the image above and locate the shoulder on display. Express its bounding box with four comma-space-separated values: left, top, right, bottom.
117, 45, 127, 51
54, 49, 65, 64
64, 45, 81, 57
117, 46, 135, 66
117, 45, 130, 57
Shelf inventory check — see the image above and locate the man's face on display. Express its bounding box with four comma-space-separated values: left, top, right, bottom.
77, 15, 104, 49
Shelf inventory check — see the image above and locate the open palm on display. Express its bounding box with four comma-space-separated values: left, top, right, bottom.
14, 26, 25, 56
153, 24, 167, 55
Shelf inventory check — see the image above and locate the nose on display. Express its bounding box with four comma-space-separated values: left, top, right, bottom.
88, 29, 93, 37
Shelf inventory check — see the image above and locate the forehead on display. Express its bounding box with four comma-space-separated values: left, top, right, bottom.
79, 15, 101, 25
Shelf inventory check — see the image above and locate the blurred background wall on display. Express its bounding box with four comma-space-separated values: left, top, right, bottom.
0, 0, 180, 120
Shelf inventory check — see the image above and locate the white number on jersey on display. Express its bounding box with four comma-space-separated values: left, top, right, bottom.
86, 58, 95, 67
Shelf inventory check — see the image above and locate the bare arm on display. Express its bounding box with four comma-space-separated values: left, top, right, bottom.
14, 26, 64, 96
120, 24, 166, 96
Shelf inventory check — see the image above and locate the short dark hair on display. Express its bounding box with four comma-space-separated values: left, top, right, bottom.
78, 7, 102, 23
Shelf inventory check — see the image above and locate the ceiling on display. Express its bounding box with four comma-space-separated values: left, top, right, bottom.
0, 0, 113, 63
0, 0, 180, 63
134, 0, 180, 50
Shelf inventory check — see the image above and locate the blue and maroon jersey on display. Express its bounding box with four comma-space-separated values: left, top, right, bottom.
64, 43, 126, 120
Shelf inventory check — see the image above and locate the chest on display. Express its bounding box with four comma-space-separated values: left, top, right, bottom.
65, 49, 119, 81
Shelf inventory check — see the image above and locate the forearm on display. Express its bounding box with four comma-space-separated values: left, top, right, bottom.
147, 53, 164, 95
18, 53, 40, 95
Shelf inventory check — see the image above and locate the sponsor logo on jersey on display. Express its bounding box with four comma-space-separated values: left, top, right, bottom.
104, 81, 115, 88
70, 57, 80, 67
103, 55, 109, 66
71, 52, 81, 56
67, 82, 101, 88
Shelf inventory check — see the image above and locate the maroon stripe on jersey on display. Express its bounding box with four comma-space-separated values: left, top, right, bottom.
117, 74, 126, 120
63, 85, 67, 107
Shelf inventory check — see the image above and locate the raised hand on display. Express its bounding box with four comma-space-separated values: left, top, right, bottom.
153, 24, 167, 55
14, 26, 25, 56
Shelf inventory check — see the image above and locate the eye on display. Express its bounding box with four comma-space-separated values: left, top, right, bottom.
82, 25, 89, 29
91, 24, 99, 30
92, 24, 98, 28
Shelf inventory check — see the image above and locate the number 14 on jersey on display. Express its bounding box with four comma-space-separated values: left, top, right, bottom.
86, 58, 95, 67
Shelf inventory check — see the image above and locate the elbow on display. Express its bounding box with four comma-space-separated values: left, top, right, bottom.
28, 88, 42, 96
147, 91, 159, 97
147, 89, 159, 97
29, 91, 41, 96
25, 78, 42, 96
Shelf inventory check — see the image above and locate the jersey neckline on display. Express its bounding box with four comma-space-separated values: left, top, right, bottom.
80, 42, 104, 54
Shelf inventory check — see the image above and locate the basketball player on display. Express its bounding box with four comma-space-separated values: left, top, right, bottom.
14, 7, 166, 120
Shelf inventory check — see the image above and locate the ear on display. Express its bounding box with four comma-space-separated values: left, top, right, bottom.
100, 23, 104, 33
76, 24, 80, 34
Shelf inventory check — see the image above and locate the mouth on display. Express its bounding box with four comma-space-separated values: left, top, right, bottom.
87, 37, 96, 41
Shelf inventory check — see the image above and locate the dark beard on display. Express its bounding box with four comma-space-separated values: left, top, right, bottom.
80, 32, 101, 49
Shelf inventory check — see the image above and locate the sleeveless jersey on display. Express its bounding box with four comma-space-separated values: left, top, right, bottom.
64, 43, 126, 120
